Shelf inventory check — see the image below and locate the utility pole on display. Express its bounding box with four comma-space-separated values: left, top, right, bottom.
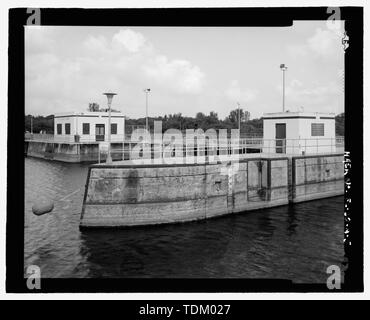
237, 102, 241, 131
280, 64, 288, 112
144, 88, 151, 132
103, 91, 117, 164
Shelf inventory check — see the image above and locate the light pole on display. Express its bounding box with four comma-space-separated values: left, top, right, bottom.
280, 64, 288, 112
144, 88, 150, 132
103, 90, 117, 164
237, 102, 241, 131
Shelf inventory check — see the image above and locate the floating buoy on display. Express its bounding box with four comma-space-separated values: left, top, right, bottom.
32, 201, 54, 216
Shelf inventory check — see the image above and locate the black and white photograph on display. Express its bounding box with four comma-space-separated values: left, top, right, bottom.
4, 3, 366, 299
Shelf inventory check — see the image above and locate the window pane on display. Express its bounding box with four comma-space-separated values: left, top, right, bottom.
57, 124, 62, 135
311, 123, 324, 136
83, 123, 90, 135
65, 123, 71, 135
111, 123, 117, 134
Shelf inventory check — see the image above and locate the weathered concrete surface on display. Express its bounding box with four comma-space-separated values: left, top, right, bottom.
80, 157, 291, 228
291, 154, 343, 203
27, 141, 81, 162
26, 141, 127, 163
80, 153, 344, 228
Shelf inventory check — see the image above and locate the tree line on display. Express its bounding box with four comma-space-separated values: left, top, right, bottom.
125, 109, 259, 136
24, 111, 345, 136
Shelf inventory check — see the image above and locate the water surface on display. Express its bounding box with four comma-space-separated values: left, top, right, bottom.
24, 157, 344, 282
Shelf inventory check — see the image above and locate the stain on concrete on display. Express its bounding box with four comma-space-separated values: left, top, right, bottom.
125, 169, 139, 203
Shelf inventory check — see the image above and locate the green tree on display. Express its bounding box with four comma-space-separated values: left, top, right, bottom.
335, 112, 345, 136
25, 115, 54, 133
227, 108, 248, 124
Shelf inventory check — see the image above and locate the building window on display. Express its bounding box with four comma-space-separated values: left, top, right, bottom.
65, 123, 71, 135
311, 123, 324, 136
57, 124, 62, 135
111, 123, 117, 134
82, 123, 90, 135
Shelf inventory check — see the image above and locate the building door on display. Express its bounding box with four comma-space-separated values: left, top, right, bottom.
275, 123, 286, 153
95, 124, 105, 141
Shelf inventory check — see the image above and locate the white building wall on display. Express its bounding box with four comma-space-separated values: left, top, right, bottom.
262, 112, 336, 154
263, 117, 300, 153
54, 112, 125, 143
54, 116, 76, 143
297, 117, 336, 154
75, 115, 125, 142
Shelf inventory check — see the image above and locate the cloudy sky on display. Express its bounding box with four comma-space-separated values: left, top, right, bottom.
25, 21, 344, 119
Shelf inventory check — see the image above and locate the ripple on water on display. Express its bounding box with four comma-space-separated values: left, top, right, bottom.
25, 158, 344, 282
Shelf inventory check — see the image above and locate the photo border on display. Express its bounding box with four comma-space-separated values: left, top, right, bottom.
7, 6, 363, 293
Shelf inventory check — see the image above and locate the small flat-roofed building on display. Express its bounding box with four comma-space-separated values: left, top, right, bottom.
262, 111, 336, 154
54, 111, 125, 143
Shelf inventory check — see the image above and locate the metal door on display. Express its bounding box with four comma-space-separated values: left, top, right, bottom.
275, 123, 286, 153
95, 124, 105, 141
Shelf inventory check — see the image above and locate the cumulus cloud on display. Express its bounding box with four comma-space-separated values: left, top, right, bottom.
287, 27, 344, 60
112, 29, 146, 53
307, 28, 343, 57
83, 35, 109, 55
282, 26, 344, 114
25, 27, 206, 116
225, 80, 257, 103
142, 55, 205, 94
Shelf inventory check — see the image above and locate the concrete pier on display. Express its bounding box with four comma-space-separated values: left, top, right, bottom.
24, 140, 263, 163
79, 153, 343, 228
25, 141, 125, 163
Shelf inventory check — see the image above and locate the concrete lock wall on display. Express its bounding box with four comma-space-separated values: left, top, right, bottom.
26, 141, 81, 162
53, 143, 80, 162
79, 144, 100, 162
26, 141, 127, 163
291, 154, 343, 203
27, 141, 47, 157
80, 157, 293, 228
80, 153, 343, 228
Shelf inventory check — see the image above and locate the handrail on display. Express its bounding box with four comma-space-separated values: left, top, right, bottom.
95, 137, 344, 163
24, 131, 344, 164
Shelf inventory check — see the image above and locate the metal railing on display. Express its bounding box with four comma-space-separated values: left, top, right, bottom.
25, 133, 54, 141
262, 137, 344, 154
24, 134, 265, 145
24, 133, 134, 143
25, 132, 344, 149
24, 132, 344, 164
95, 137, 344, 163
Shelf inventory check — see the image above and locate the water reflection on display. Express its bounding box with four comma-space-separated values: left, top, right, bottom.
80, 219, 238, 278
286, 204, 299, 236
79, 197, 343, 281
